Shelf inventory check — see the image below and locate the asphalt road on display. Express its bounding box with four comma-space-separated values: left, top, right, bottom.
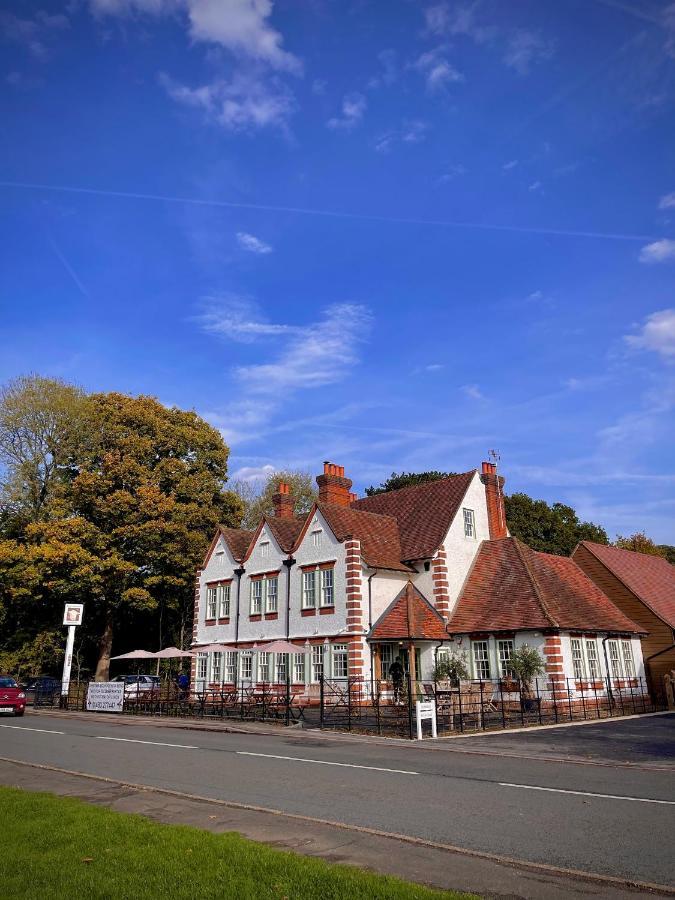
1, 712, 674, 889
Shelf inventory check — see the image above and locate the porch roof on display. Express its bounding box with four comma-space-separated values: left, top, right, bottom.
369, 581, 449, 642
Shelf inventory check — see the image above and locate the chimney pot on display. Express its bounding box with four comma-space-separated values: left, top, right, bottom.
316, 461, 353, 506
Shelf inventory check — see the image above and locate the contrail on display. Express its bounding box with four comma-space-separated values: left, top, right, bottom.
47, 235, 89, 298
0, 180, 658, 243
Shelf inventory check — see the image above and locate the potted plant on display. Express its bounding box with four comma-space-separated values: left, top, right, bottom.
433, 651, 469, 688
509, 645, 546, 713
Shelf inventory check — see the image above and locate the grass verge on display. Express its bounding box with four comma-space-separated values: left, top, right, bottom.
0, 787, 474, 899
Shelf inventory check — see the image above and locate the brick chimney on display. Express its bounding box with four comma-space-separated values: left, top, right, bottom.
317, 462, 352, 507
480, 461, 507, 539
272, 481, 294, 519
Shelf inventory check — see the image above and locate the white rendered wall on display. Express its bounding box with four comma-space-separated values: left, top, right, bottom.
442, 471, 491, 617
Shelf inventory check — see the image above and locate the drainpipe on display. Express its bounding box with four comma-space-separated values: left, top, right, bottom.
367, 569, 377, 696
601, 636, 614, 705
283, 557, 296, 641
234, 566, 245, 644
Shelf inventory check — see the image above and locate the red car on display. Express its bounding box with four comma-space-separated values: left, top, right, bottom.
0, 677, 26, 717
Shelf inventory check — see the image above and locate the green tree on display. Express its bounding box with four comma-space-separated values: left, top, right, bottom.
504, 493, 608, 556
365, 471, 455, 496
0, 375, 88, 528
657, 545, 675, 565
234, 470, 317, 529
615, 532, 668, 558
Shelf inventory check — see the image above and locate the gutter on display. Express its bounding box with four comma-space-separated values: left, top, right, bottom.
283, 556, 296, 640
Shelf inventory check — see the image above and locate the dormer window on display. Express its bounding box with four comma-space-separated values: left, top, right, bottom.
463, 508, 476, 539
311, 529, 322, 549
260, 541, 270, 558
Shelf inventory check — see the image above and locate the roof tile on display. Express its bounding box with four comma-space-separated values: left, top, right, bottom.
370, 581, 449, 641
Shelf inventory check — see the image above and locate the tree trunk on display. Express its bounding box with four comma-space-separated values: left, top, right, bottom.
94, 609, 114, 682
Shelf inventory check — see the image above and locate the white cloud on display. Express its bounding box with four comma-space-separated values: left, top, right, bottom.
424, 3, 493, 43
160, 71, 295, 132
412, 47, 464, 91
461, 383, 484, 400
89, 0, 300, 71
503, 30, 554, 75
425, 363, 445, 372
658, 191, 675, 209
327, 93, 367, 130
374, 120, 428, 152
0, 9, 69, 60
528, 180, 542, 192
639, 239, 675, 263
503, 159, 518, 171
236, 303, 373, 393
229, 463, 276, 483
369, 48, 397, 89
197, 295, 297, 343
236, 231, 273, 254
625, 309, 675, 359
438, 164, 467, 182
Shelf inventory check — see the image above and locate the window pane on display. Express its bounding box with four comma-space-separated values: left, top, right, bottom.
258, 651, 270, 682
276, 654, 287, 683
608, 640, 623, 677
463, 508, 475, 538
266, 577, 278, 613
585, 640, 600, 680
206, 587, 217, 619
311, 645, 324, 681
497, 640, 514, 678
218, 583, 231, 618
303, 570, 316, 607
380, 644, 394, 680
293, 654, 305, 683
320, 568, 334, 606
224, 652, 237, 683
251, 580, 262, 614
211, 652, 222, 683
472, 641, 490, 679
196, 653, 208, 681
332, 643, 348, 679
241, 653, 253, 680
571, 639, 585, 680
621, 640, 635, 677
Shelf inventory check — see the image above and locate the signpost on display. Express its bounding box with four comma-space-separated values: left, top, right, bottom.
86, 682, 124, 713
415, 698, 437, 740
61, 603, 84, 702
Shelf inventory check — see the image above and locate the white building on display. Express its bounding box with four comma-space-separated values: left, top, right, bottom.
192, 461, 645, 695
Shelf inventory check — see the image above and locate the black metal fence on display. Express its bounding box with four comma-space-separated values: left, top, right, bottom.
36, 674, 664, 738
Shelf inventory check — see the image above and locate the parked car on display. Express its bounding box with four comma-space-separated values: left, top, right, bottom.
112, 674, 161, 697
25, 676, 60, 694
0, 677, 27, 716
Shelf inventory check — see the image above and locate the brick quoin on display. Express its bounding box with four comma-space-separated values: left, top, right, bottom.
543, 634, 565, 691
431, 552, 450, 616
344, 538, 365, 677
190, 569, 201, 686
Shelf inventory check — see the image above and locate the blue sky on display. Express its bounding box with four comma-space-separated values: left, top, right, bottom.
1, 0, 675, 542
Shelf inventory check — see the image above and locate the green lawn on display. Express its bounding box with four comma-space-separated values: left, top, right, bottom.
0, 787, 473, 899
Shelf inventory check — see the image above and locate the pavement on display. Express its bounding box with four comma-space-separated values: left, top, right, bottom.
1, 709, 673, 899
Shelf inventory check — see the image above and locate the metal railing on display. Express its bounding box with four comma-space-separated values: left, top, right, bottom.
36, 674, 664, 738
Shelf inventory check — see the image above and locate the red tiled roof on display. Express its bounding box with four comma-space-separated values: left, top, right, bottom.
218, 525, 255, 563
317, 502, 413, 572
577, 541, 675, 628
351, 471, 476, 560
449, 538, 644, 634
369, 581, 449, 641
265, 515, 306, 553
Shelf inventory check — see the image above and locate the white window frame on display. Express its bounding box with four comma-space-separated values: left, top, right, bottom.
311, 529, 322, 549
607, 639, 623, 678
196, 653, 208, 683
302, 570, 317, 608
570, 638, 586, 680
223, 651, 237, 683
311, 644, 324, 682
585, 639, 600, 680
210, 652, 222, 684
265, 576, 278, 614
206, 586, 217, 619
217, 582, 231, 618
497, 640, 514, 678
380, 644, 395, 680
260, 541, 270, 558
332, 644, 348, 679
293, 653, 305, 684
276, 653, 287, 683
258, 651, 270, 682
621, 640, 636, 677
250, 579, 263, 615
320, 567, 334, 607
471, 640, 491, 679
240, 651, 253, 681
463, 507, 476, 539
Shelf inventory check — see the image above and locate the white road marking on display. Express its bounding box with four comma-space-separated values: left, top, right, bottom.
96, 737, 198, 749
236, 751, 418, 775
500, 782, 675, 805
0, 724, 65, 735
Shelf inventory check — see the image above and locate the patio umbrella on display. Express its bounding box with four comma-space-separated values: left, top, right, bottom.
154, 646, 195, 658
256, 640, 309, 654
192, 643, 237, 653
110, 649, 157, 660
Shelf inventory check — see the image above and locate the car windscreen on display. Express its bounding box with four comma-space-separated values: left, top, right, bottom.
0, 677, 17, 688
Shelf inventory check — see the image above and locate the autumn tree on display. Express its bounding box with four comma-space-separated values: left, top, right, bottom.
233, 470, 317, 529
614, 532, 668, 558
505, 493, 608, 556
0, 375, 88, 528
